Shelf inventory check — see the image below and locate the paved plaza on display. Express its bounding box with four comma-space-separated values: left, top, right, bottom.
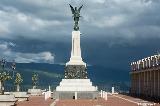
16, 94, 160, 106
16, 96, 54, 106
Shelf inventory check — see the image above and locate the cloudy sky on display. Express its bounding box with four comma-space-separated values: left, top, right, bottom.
0, 0, 160, 72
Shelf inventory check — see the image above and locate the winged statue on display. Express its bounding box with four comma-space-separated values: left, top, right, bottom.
69, 4, 83, 31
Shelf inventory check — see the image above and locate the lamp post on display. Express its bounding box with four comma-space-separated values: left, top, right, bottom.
11, 60, 16, 78
32, 73, 38, 89
1, 58, 6, 72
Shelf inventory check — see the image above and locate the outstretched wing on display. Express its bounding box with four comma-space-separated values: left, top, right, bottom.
69, 4, 75, 14
78, 5, 83, 13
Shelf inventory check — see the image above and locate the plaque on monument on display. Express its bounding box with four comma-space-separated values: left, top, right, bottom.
64, 65, 87, 79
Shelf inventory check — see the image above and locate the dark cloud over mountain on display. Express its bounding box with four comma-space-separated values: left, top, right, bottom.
0, 0, 160, 73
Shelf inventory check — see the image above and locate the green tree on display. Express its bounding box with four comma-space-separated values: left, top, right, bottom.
32, 73, 38, 89
0, 72, 12, 94
14, 73, 23, 92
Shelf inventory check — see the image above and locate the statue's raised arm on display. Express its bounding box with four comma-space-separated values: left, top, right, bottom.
69, 4, 83, 31
78, 5, 83, 13
69, 4, 75, 15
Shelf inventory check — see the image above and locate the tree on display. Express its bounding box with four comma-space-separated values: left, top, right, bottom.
32, 73, 38, 89
0, 72, 12, 94
14, 73, 23, 92
0, 59, 12, 94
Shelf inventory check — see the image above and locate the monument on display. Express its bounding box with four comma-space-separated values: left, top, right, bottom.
55, 4, 98, 99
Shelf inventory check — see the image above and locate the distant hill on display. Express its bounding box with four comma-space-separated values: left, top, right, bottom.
5, 63, 130, 92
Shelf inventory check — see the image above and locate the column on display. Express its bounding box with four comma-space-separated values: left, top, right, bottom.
112, 87, 114, 94
142, 59, 145, 69
103, 91, 105, 98
137, 62, 139, 70
75, 92, 77, 100
151, 70, 154, 97
138, 72, 141, 96
137, 73, 139, 96
134, 73, 136, 94
49, 85, 51, 91
131, 63, 133, 71
130, 74, 133, 94
105, 92, 107, 100
135, 73, 137, 95
100, 90, 103, 98
155, 70, 158, 97
155, 55, 158, 66
151, 56, 154, 67
144, 58, 147, 68
71, 31, 81, 57
149, 70, 152, 97
158, 70, 160, 97
45, 92, 48, 100
141, 72, 143, 96
144, 71, 146, 96
134, 73, 136, 95
153, 70, 156, 97
142, 72, 144, 96
148, 57, 150, 68
146, 71, 149, 96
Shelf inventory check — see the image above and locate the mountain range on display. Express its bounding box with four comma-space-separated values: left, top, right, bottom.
4, 63, 130, 92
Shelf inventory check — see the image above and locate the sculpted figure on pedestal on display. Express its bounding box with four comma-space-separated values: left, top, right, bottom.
69, 4, 83, 31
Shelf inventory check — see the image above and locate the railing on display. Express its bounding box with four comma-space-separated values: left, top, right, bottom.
131, 55, 160, 72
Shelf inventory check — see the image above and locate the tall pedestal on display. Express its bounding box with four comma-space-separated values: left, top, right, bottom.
65, 31, 87, 79
55, 31, 98, 99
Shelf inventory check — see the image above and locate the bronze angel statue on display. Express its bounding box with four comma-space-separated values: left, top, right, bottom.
69, 4, 83, 31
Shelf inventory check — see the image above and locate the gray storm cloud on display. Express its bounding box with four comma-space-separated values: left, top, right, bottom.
0, 0, 160, 64
0, 0, 160, 40
0, 41, 54, 63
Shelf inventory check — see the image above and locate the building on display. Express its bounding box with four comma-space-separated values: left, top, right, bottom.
130, 54, 160, 101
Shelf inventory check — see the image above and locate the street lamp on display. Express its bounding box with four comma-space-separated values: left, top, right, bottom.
11, 60, 16, 77
1, 58, 6, 72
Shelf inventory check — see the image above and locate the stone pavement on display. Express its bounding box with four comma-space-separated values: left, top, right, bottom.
55, 94, 160, 106
55, 97, 136, 106
16, 96, 54, 106
55, 95, 135, 106
16, 94, 160, 106
112, 94, 160, 106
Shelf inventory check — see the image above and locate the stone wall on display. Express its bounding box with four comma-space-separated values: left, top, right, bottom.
54, 91, 98, 99
130, 54, 160, 101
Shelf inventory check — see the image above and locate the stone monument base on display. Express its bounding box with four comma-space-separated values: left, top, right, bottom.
0, 95, 17, 106
55, 79, 98, 99
10, 92, 29, 101
28, 89, 42, 96
54, 91, 98, 99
